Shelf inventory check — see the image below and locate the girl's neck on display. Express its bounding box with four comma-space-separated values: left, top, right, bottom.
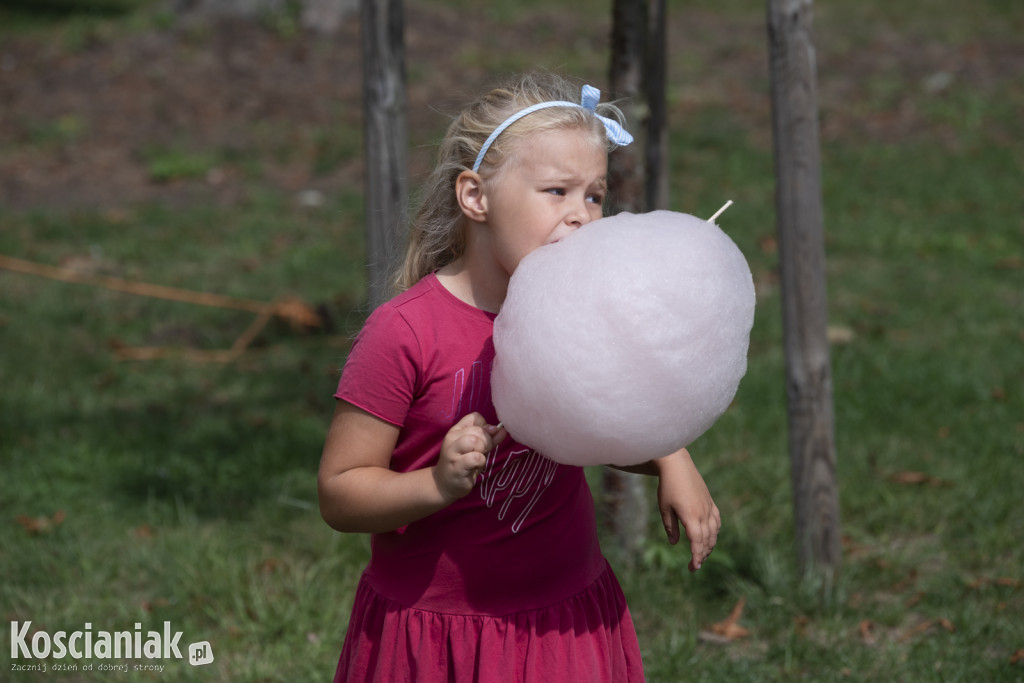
435, 256, 507, 314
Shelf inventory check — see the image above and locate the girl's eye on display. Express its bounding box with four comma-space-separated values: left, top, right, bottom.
587, 193, 605, 204
546, 188, 566, 196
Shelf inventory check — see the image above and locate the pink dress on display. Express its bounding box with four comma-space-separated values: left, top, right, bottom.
332, 274, 644, 682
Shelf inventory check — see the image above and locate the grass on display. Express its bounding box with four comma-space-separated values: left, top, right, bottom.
630, 128, 1024, 680
1, 193, 367, 679
2, 0, 1023, 681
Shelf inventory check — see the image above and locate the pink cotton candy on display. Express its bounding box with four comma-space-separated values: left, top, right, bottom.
492, 210, 755, 466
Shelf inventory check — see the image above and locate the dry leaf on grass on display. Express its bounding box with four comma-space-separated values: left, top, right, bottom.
140, 598, 170, 613
859, 619, 877, 646
996, 257, 1023, 270
273, 296, 323, 328
827, 325, 855, 345
898, 617, 955, 642
758, 234, 778, 254
904, 591, 926, 608
15, 510, 66, 535
888, 471, 951, 487
967, 576, 1022, 590
711, 597, 751, 640
132, 524, 155, 539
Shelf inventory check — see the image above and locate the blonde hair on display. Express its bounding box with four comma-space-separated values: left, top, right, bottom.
394, 72, 627, 293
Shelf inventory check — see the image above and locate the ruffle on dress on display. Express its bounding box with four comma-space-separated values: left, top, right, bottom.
334, 562, 644, 683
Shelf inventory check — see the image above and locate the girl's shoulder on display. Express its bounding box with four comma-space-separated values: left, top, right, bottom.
389, 272, 439, 307
375, 273, 494, 329
362, 274, 442, 337
356, 274, 457, 352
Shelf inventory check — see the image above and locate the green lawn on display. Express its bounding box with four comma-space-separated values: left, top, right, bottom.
2, 0, 1022, 680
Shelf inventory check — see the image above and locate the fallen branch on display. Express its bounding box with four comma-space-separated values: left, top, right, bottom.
2, 253, 323, 363
0, 253, 322, 327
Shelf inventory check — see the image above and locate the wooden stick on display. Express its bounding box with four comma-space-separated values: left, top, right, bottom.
112, 299, 281, 363
0, 253, 320, 326
230, 302, 278, 353
707, 200, 734, 223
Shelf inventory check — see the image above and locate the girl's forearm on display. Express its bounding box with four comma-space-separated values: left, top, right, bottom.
318, 465, 450, 533
608, 447, 692, 477
608, 461, 658, 476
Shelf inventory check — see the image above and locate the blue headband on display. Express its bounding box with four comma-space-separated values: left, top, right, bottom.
471, 85, 634, 173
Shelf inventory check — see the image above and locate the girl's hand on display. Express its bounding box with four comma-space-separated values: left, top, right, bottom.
654, 449, 721, 572
319, 403, 507, 533
435, 412, 506, 503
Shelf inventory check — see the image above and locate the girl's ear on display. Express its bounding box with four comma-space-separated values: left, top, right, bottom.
455, 170, 488, 222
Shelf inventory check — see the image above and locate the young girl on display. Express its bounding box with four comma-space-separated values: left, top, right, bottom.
319, 72, 720, 682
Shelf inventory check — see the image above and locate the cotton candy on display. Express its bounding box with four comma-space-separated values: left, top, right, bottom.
491, 210, 755, 466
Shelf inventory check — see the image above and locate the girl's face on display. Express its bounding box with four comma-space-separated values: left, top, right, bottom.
482, 126, 607, 276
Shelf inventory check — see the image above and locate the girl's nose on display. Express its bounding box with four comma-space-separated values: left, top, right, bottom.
566, 198, 593, 228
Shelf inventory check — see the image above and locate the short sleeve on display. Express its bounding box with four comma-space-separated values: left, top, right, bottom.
335, 304, 420, 427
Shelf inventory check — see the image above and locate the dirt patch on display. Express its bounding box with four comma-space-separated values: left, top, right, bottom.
0, 15, 367, 208
0, 6, 1020, 210
0, 4, 612, 209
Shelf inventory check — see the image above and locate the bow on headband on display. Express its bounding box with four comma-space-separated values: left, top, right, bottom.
472, 85, 634, 173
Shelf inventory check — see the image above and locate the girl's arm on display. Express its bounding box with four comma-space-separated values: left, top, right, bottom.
318, 400, 502, 533
610, 448, 721, 572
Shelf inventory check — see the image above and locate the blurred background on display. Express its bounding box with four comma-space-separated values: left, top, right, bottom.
1, 0, 1021, 680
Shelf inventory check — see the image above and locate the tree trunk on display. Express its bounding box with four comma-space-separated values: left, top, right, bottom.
603, 0, 652, 567
607, 0, 647, 215
360, 0, 407, 309
765, 0, 842, 579
645, 0, 668, 211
